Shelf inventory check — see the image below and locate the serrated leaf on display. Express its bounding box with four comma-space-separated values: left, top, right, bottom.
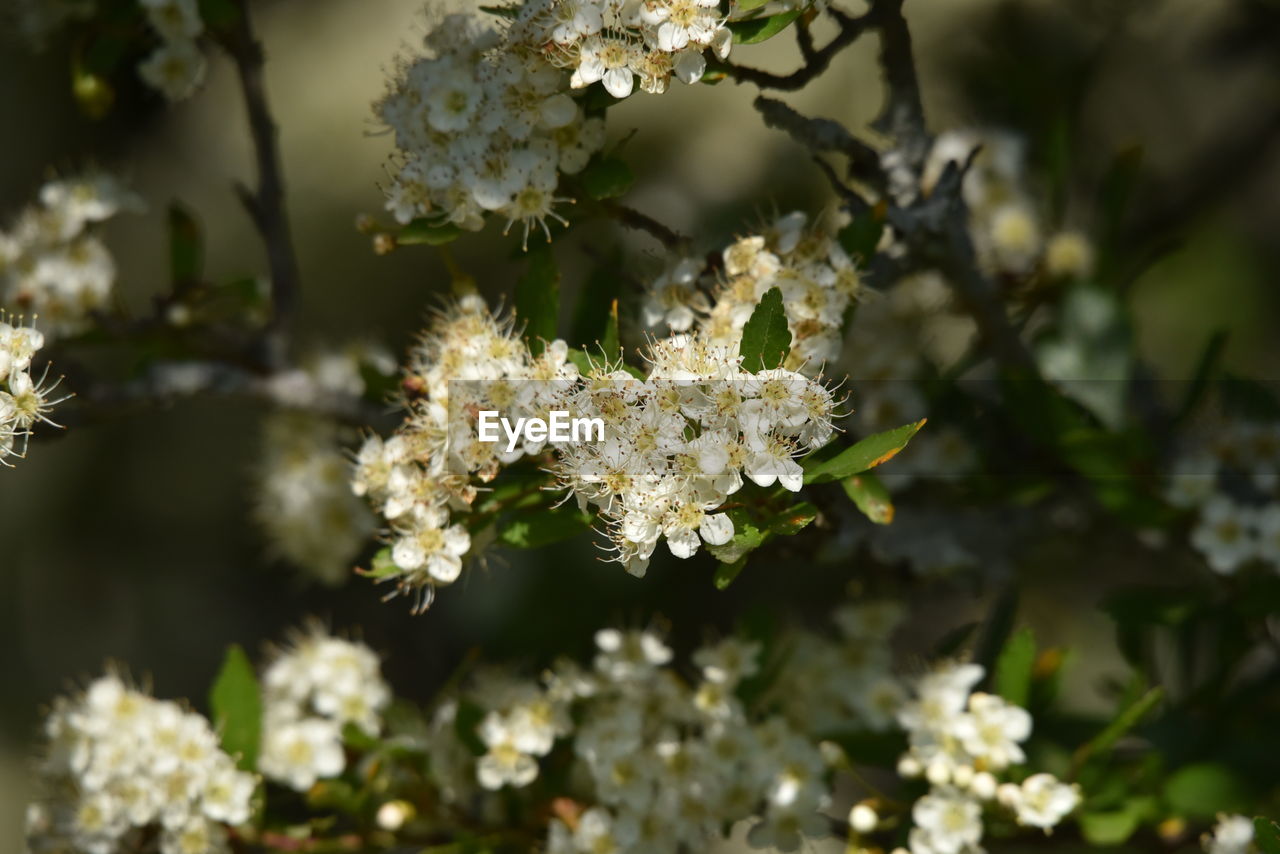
168, 204, 203, 289
994, 627, 1036, 707
580, 157, 634, 200
739, 287, 791, 373
841, 472, 894, 524
516, 244, 560, 356
209, 645, 262, 771
803, 419, 926, 484
399, 219, 463, 246
728, 9, 801, 43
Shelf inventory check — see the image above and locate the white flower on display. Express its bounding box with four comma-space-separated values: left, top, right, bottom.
951, 692, 1031, 770
139, 0, 203, 42
911, 789, 983, 854
1205, 814, 1255, 854
573, 34, 640, 98
1006, 773, 1079, 829
259, 718, 345, 791
138, 40, 207, 101
1191, 495, 1257, 575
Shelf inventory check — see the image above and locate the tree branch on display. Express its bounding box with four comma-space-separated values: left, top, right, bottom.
227, 0, 300, 368
868, 0, 932, 177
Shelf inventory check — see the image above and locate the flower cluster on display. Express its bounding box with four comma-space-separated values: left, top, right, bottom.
1167, 416, 1280, 575
645, 210, 862, 373
258, 628, 391, 792
919, 130, 1094, 279
25, 674, 254, 854
253, 413, 376, 585
137, 0, 207, 101
552, 333, 837, 575
376, 11, 605, 243
509, 0, 733, 99
420, 601, 1077, 853
354, 295, 840, 605
895, 661, 1080, 853
1, 173, 141, 337
1, 316, 68, 468
437, 622, 833, 852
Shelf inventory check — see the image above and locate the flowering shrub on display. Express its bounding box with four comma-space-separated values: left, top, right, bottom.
7, 0, 1280, 853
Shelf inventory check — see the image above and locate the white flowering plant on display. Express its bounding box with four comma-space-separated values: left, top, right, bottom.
7, 0, 1280, 852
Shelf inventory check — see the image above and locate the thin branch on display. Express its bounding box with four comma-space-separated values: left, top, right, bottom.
714, 6, 873, 91
753, 95, 887, 193
65, 361, 392, 431
598, 200, 689, 250
226, 0, 300, 368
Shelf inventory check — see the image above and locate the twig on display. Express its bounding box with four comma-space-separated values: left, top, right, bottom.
598, 200, 689, 250
226, 0, 301, 368
753, 96, 887, 194
714, 6, 873, 90
69, 361, 392, 430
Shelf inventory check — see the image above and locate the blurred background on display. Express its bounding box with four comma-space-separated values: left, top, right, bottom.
1, 0, 1278, 840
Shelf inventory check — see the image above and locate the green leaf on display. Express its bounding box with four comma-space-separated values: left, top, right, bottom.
994, 627, 1036, 707
714, 555, 750, 591
1254, 818, 1280, 854
728, 9, 802, 43
739, 287, 791, 373
837, 208, 885, 264
209, 645, 262, 771
766, 502, 818, 536
168, 204, 203, 289
707, 510, 767, 576
601, 299, 621, 363
841, 472, 894, 524
1164, 763, 1248, 818
1096, 145, 1143, 282
571, 262, 622, 351
974, 585, 1019, 674
398, 219, 463, 246
1073, 686, 1163, 769
453, 700, 488, 757
358, 546, 403, 580
580, 157, 635, 200
515, 244, 560, 356
1175, 330, 1228, 424
803, 419, 926, 484
498, 506, 593, 549
733, 0, 773, 12
1079, 805, 1143, 846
